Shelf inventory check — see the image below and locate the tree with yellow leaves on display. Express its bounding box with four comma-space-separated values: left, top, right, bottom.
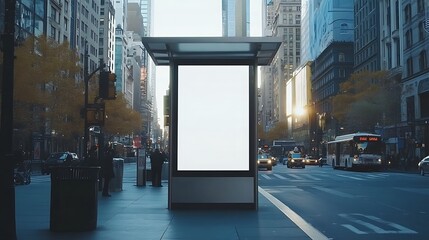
332, 71, 401, 133
13, 36, 82, 150
104, 93, 142, 138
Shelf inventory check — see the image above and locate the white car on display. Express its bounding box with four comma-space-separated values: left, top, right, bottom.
418, 156, 429, 176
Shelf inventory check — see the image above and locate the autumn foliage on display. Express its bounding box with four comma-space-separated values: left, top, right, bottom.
331, 71, 401, 133
7, 36, 141, 151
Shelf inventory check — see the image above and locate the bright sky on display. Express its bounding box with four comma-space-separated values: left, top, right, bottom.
152, 0, 262, 127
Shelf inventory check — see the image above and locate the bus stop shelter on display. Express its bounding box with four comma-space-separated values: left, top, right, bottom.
142, 37, 281, 209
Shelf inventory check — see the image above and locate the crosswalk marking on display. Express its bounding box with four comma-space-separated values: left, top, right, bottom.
288, 174, 304, 180
339, 213, 417, 234
342, 224, 368, 234
258, 172, 390, 181
261, 174, 272, 180
273, 173, 287, 179
305, 175, 322, 181
336, 174, 364, 180
313, 186, 355, 198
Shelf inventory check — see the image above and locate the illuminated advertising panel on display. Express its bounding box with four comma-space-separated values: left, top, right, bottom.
177, 65, 249, 171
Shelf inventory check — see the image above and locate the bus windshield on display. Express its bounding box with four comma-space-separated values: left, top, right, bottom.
356, 141, 383, 155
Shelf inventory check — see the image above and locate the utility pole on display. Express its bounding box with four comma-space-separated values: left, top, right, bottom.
0, 0, 17, 239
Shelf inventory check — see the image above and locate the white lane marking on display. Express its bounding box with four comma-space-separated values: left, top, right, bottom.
287, 174, 304, 180
305, 175, 322, 181
273, 173, 287, 179
339, 213, 417, 234
259, 186, 330, 240
312, 186, 355, 198
261, 174, 272, 180
341, 224, 367, 234
265, 186, 304, 193
395, 187, 429, 196
364, 174, 389, 179
362, 214, 417, 234
336, 174, 364, 180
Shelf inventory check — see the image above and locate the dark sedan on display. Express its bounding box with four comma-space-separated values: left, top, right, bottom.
287, 152, 305, 168
41, 152, 80, 174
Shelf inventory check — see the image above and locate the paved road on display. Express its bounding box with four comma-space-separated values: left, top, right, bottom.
258, 164, 429, 240
27, 162, 428, 239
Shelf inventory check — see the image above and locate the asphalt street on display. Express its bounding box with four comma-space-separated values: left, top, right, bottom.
258, 164, 429, 240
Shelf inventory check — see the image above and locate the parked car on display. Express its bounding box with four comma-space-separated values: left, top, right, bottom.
304, 155, 320, 165
418, 156, 429, 176
41, 152, 80, 174
258, 154, 273, 171
287, 151, 305, 168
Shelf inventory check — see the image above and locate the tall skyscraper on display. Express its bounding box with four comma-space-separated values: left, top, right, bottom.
129, 0, 152, 36
222, 0, 250, 36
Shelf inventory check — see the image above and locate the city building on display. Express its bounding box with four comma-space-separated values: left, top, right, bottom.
125, 2, 154, 146
222, 0, 250, 37
128, 0, 158, 146
378, 0, 404, 156
310, 41, 354, 145
354, 0, 381, 72
114, 0, 128, 94
100, 0, 116, 71
260, 0, 301, 134
74, 0, 102, 73
259, 0, 275, 132
298, 0, 354, 154
400, 0, 429, 159
286, 62, 312, 149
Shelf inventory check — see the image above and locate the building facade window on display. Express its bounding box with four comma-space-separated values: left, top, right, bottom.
64, 17, 68, 31
419, 21, 425, 41
50, 26, 56, 39
339, 53, 345, 62
51, 6, 57, 22
417, 0, 425, 13
407, 57, 414, 76
419, 50, 427, 71
406, 29, 413, 49
404, 4, 411, 24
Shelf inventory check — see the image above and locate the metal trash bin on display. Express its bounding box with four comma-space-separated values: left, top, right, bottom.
109, 158, 124, 192
50, 166, 100, 232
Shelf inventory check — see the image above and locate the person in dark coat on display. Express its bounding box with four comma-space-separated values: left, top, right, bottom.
150, 148, 164, 187
101, 144, 115, 197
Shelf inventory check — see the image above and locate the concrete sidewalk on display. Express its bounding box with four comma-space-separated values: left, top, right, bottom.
15, 168, 317, 240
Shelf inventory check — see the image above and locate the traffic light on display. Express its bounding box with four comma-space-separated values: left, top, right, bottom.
99, 71, 116, 100
99, 71, 109, 99
107, 72, 117, 99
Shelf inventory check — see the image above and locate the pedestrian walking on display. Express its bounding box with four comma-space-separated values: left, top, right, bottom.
101, 144, 115, 197
150, 148, 164, 187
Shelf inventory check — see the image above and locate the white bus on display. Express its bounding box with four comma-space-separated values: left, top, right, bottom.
326, 133, 384, 170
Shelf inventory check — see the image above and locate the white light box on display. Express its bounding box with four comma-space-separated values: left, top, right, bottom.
177, 65, 249, 171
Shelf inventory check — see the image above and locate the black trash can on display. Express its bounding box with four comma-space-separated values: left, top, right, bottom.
50, 166, 100, 232
109, 158, 124, 192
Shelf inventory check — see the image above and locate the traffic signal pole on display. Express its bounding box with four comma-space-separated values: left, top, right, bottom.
0, 0, 17, 239
83, 44, 105, 159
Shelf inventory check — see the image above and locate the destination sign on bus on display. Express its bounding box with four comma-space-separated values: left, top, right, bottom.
355, 136, 380, 142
